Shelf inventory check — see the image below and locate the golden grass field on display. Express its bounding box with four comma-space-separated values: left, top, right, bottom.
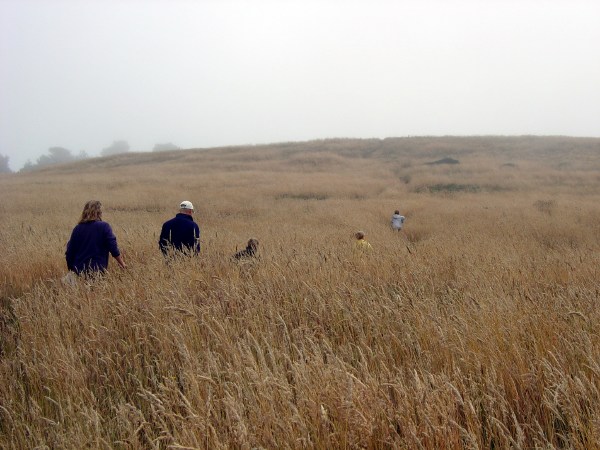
1, 136, 600, 449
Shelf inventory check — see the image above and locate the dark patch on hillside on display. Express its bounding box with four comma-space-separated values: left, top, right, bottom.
413, 183, 510, 194
425, 157, 460, 165
276, 192, 329, 201
415, 183, 479, 193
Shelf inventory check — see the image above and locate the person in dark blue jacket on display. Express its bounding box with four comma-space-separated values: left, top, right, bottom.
159, 200, 201, 256
65, 200, 127, 275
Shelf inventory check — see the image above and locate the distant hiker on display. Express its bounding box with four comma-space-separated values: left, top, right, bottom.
65, 200, 127, 275
354, 231, 373, 251
391, 210, 406, 231
159, 200, 201, 256
233, 238, 259, 260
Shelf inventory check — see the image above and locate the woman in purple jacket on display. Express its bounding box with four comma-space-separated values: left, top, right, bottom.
65, 200, 126, 275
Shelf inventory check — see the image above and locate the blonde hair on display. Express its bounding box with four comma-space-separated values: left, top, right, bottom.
79, 200, 103, 224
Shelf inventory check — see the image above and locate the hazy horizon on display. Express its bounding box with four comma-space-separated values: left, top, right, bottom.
1, 0, 599, 171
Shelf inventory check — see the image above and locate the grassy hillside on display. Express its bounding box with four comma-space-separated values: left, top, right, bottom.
1, 136, 600, 448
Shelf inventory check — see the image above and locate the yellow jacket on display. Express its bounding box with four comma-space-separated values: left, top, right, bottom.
354, 239, 373, 251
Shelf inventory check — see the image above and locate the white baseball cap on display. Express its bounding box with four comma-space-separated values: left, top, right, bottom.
180, 200, 194, 210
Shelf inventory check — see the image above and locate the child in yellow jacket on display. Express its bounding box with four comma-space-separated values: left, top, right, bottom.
354, 231, 373, 251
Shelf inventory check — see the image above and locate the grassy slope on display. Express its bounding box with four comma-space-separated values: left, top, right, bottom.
1, 136, 600, 448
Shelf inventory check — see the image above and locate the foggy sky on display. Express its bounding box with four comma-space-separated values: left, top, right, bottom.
1, 0, 599, 171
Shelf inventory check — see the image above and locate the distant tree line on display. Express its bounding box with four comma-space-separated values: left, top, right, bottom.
101, 140, 130, 157
19, 140, 134, 172
0, 154, 10, 173
4, 140, 182, 173
20, 147, 90, 172
153, 142, 180, 152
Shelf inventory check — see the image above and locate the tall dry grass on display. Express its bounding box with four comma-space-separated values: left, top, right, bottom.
1, 137, 600, 448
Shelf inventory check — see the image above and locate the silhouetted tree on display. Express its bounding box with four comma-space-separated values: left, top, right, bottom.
101, 140, 130, 156
75, 150, 89, 160
0, 154, 11, 173
36, 147, 74, 167
20, 160, 34, 172
153, 142, 180, 152
18, 146, 89, 172
0, 155, 12, 173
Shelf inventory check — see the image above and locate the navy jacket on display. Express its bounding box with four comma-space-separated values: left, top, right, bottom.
159, 213, 200, 255
65, 221, 121, 274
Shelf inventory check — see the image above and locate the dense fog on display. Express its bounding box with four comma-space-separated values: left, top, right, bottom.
1, 0, 599, 171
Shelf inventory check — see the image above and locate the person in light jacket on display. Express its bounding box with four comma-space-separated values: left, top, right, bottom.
65, 200, 126, 275
391, 210, 406, 231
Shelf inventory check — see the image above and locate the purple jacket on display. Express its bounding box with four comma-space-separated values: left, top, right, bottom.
65, 220, 121, 274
